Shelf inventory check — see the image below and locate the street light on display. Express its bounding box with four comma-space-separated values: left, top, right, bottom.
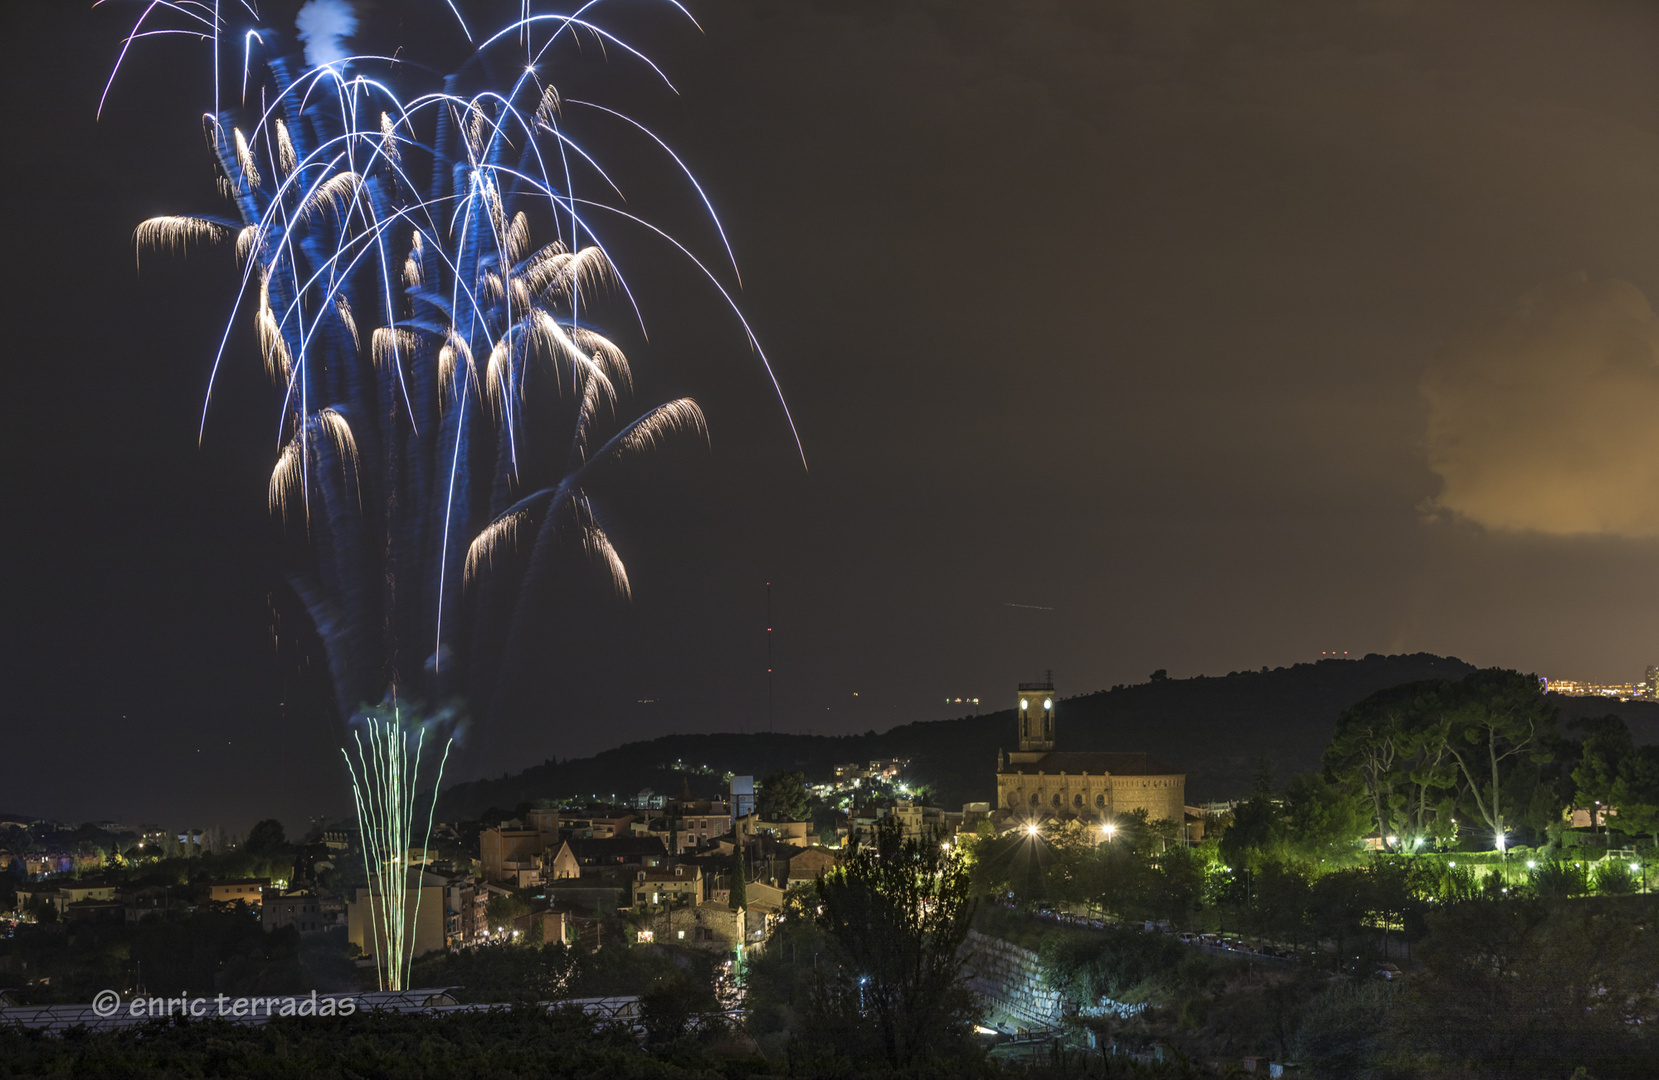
1026, 823, 1040, 838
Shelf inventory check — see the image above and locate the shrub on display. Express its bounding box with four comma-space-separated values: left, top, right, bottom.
1528, 861, 1588, 900
1592, 861, 1637, 896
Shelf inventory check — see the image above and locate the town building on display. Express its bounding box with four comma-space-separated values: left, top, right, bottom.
629, 864, 704, 909
664, 902, 746, 951
208, 879, 269, 906
262, 889, 333, 934
730, 776, 756, 828
480, 825, 555, 885
346, 872, 448, 961
995, 679, 1185, 823
735, 814, 813, 844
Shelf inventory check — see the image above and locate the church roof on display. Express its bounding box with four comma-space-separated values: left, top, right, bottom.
1001, 751, 1182, 777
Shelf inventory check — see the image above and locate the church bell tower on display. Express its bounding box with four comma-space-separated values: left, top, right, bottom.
1017, 676, 1056, 753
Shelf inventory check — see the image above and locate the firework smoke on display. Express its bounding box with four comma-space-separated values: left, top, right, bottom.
295, 0, 357, 68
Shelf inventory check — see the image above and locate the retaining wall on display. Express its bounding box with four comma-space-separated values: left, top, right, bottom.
961, 929, 1062, 1031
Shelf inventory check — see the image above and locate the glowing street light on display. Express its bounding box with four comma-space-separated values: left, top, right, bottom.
1026, 823, 1040, 838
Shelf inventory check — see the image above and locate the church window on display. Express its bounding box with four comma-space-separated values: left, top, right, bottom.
1029, 793, 1040, 807
1073, 794, 1083, 808
1095, 794, 1106, 808
1051, 793, 1062, 808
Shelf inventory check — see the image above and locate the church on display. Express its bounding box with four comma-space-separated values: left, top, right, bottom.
995, 679, 1185, 823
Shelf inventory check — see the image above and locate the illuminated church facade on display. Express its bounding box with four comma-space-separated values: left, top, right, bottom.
995, 679, 1185, 823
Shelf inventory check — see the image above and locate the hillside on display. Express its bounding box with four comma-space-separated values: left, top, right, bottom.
436, 653, 1659, 818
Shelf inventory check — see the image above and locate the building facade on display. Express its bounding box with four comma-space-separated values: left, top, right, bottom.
994, 680, 1185, 823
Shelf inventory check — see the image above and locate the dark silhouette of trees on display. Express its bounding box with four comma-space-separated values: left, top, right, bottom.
807, 815, 978, 1066
755, 770, 809, 822
728, 847, 746, 911
1441, 670, 1554, 848
243, 819, 288, 856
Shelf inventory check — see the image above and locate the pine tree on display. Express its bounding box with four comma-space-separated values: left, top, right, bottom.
729, 845, 746, 911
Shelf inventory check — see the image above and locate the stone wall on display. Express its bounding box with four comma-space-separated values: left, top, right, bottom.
961, 929, 1062, 1032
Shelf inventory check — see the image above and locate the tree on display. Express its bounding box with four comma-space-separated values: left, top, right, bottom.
243, 819, 287, 856
728, 846, 746, 911
1609, 744, 1659, 847
1326, 681, 1459, 850
1570, 716, 1633, 837
1219, 789, 1283, 872
484, 891, 532, 934
1438, 670, 1555, 849
756, 770, 809, 823
1282, 772, 1371, 861
809, 815, 978, 1066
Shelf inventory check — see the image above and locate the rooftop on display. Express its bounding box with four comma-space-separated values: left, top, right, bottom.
1001, 751, 1182, 777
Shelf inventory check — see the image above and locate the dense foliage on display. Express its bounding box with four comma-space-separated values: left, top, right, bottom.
783, 819, 975, 1061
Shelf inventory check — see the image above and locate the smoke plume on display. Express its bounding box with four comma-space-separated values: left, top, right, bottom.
295, 0, 358, 68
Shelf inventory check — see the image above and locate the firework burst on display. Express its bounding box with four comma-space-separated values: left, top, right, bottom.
110, 0, 796, 988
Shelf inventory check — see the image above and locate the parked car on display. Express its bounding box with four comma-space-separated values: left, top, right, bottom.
1371, 963, 1403, 981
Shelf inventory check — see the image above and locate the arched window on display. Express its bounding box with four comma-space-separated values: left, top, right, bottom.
1030, 792, 1040, 807
1073, 793, 1084, 808
1095, 794, 1106, 808
1051, 793, 1062, 808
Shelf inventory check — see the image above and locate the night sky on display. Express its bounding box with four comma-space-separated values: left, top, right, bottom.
5, 0, 1659, 831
